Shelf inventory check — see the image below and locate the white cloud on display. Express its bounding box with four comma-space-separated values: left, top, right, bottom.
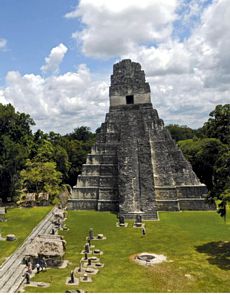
62, 0, 230, 129
119, 0, 230, 128
66, 0, 178, 58
0, 38, 7, 50
125, 41, 194, 76
2, 64, 109, 133
41, 43, 68, 74
1, 0, 230, 134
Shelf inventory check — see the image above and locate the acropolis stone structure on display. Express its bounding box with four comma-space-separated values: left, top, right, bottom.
68, 59, 212, 219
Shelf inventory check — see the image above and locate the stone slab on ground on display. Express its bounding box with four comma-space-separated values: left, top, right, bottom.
27, 281, 50, 288
59, 259, 69, 269
133, 223, 145, 228
84, 267, 99, 275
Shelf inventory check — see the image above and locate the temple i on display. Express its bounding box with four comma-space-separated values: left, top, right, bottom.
68, 59, 212, 219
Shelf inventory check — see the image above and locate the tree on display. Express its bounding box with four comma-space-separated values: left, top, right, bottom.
178, 138, 226, 190
53, 145, 70, 183
0, 104, 34, 202
20, 138, 62, 197
61, 126, 96, 186
166, 124, 198, 142
67, 126, 96, 142
212, 150, 230, 197
64, 139, 90, 187
201, 104, 230, 145
217, 190, 230, 223
20, 160, 62, 197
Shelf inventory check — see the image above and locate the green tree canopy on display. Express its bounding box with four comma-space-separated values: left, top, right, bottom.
178, 138, 226, 190
0, 104, 35, 202
20, 160, 62, 197
212, 150, 230, 197
201, 104, 230, 145
66, 126, 96, 142
166, 124, 198, 142
20, 141, 63, 198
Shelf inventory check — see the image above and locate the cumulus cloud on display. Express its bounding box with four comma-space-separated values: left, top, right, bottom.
66, 0, 178, 58
62, 0, 230, 129
2, 64, 109, 133
120, 0, 230, 127
41, 43, 68, 74
1, 0, 230, 134
0, 38, 7, 50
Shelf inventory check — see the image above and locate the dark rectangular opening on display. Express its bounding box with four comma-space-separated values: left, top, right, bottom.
126, 95, 134, 104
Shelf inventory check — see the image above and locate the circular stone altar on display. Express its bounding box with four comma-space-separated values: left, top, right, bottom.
134, 253, 167, 266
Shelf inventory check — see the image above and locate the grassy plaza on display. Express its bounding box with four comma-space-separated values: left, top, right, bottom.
0, 206, 51, 266
21, 209, 230, 293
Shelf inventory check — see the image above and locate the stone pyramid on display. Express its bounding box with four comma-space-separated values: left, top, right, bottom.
68, 59, 212, 219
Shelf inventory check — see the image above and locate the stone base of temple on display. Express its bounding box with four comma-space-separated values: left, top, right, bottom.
156, 199, 215, 211
68, 199, 119, 211
68, 198, 215, 218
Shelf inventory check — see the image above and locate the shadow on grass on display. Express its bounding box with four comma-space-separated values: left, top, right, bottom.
196, 241, 230, 270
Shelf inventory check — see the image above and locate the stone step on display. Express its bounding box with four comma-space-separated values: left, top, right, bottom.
0, 262, 26, 293
121, 211, 159, 220
77, 175, 118, 189
82, 164, 118, 177
8, 264, 26, 293
86, 154, 117, 165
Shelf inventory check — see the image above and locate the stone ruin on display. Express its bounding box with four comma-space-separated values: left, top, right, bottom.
25, 234, 66, 267
68, 59, 213, 219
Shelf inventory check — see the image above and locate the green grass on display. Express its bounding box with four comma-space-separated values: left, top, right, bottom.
0, 206, 52, 265
24, 210, 230, 293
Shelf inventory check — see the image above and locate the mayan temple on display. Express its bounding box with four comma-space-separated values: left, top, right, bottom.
68, 59, 212, 219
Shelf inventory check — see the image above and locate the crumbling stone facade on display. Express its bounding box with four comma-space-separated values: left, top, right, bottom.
68, 59, 213, 219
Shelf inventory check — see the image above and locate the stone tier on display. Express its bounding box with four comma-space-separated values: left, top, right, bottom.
90, 143, 118, 155
155, 185, 207, 200
68, 198, 119, 211
156, 199, 214, 211
81, 164, 118, 176
77, 175, 117, 188
86, 154, 117, 165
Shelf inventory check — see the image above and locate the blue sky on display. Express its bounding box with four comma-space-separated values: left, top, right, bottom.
0, 0, 79, 77
0, 0, 118, 79
0, 0, 229, 133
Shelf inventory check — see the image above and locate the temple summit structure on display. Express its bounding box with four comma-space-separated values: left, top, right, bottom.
68, 59, 212, 219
